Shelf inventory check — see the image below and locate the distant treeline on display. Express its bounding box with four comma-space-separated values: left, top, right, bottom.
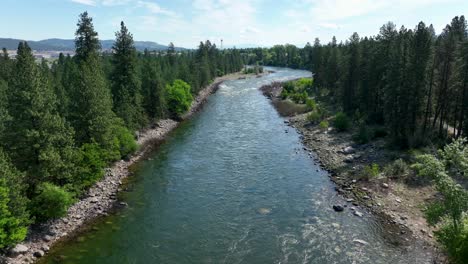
0, 12, 243, 248
243, 15, 468, 148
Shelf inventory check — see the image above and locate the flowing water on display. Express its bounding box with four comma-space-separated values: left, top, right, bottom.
40, 68, 431, 264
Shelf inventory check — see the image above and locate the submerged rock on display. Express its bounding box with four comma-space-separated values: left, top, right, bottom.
258, 208, 271, 215
333, 205, 344, 212
354, 211, 363, 217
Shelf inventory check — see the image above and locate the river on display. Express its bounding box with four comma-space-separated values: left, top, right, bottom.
40, 68, 431, 264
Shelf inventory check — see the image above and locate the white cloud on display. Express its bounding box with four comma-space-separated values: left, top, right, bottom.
137, 1, 176, 16
71, 0, 96, 5
101, 0, 131, 5
318, 23, 340, 29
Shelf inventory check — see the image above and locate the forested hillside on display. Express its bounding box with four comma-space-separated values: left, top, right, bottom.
0, 11, 243, 248
244, 16, 468, 149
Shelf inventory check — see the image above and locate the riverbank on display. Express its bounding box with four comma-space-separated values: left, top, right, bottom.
260, 82, 447, 263
4, 71, 264, 264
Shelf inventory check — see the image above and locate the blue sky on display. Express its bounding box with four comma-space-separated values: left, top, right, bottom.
1, 0, 467, 48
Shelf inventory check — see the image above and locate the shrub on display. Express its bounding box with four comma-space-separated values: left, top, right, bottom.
114, 126, 138, 158
31, 183, 74, 222
305, 98, 316, 111
360, 163, 380, 180
353, 125, 371, 144
384, 159, 409, 179
412, 139, 468, 262
307, 111, 321, 124
280, 89, 289, 100
0, 150, 29, 248
291, 91, 308, 104
166, 79, 193, 118
72, 143, 106, 192
319, 120, 329, 130
333, 112, 351, 132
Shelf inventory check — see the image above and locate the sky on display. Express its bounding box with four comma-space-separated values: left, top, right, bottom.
1, 0, 467, 49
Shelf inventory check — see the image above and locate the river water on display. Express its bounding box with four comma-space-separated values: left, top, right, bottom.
40, 68, 430, 264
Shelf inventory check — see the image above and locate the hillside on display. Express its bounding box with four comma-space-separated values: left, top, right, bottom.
0, 38, 184, 51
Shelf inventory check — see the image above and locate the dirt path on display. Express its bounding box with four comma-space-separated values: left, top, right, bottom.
4, 71, 265, 264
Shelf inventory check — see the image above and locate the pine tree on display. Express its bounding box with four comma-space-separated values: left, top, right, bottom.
5, 42, 77, 188
70, 12, 132, 161
111, 21, 146, 130
141, 50, 167, 120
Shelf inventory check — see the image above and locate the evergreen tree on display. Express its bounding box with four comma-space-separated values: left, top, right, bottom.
111, 21, 145, 130
5, 42, 77, 188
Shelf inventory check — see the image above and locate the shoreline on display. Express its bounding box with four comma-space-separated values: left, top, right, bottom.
260, 82, 447, 263
5, 71, 264, 264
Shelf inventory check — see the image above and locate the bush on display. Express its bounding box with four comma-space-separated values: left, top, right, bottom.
0, 150, 29, 248
31, 183, 74, 222
319, 120, 329, 130
353, 125, 370, 144
360, 163, 380, 180
434, 220, 468, 264
333, 112, 351, 132
384, 159, 409, 179
291, 91, 308, 104
307, 111, 321, 124
72, 143, 106, 192
166, 79, 193, 118
305, 98, 316, 111
114, 126, 138, 158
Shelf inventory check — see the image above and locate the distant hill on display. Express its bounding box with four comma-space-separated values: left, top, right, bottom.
0, 38, 185, 51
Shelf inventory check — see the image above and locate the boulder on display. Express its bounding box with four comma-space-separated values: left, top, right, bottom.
9, 244, 29, 256
33, 250, 45, 258
381, 183, 389, 189
353, 239, 368, 245
332, 205, 344, 212
342, 146, 355, 154
43, 235, 53, 242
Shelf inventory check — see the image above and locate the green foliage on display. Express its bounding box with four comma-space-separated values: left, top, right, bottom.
291, 91, 308, 104
360, 163, 380, 180
114, 125, 138, 158
307, 111, 321, 124
71, 143, 106, 192
0, 150, 29, 248
31, 183, 74, 222
111, 21, 146, 130
353, 125, 371, 144
319, 120, 329, 129
305, 98, 316, 111
333, 112, 351, 132
166, 79, 193, 118
412, 138, 468, 262
383, 159, 409, 179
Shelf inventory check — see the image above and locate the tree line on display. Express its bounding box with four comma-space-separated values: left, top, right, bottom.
0, 12, 243, 248
244, 15, 468, 148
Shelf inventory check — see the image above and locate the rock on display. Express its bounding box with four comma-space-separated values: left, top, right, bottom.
331, 223, 341, 229
333, 205, 344, 212
257, 208, 271, 215
342, 146, 355, 154
41, 245, 50, 252
381, 183, 389, 189
395, 198, 402, 203
353, 239, 369, 245
9, 244, 29, 256
344, 156, 354, 163
90, 197, 99, 203
119, 202, 128, 207
363, 195, 370, 200
34, 250, 45, 258
354, 211, 363, 217
346, 198, 354, 203
43, 235, 53, 242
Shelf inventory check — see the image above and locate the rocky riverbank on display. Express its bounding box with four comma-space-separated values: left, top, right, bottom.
261, 83, 447, 263
4, 72, 262, 264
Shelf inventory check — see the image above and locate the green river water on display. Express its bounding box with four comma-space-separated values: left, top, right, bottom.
40, 68, 431, 264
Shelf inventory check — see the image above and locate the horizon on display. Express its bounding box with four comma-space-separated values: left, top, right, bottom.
1, 0, 467, 49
